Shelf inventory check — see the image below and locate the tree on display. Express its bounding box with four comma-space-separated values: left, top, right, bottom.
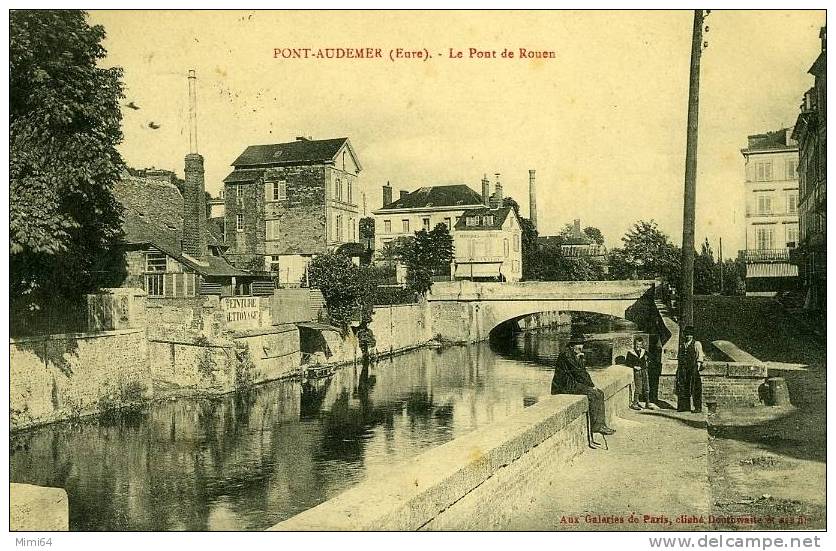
307, 253, 382, 334
394, 224, 454, 295
519, 216, 542, 280
359, 217, 375, 240
609, 220, 681, 286
694, 238, 718, 295
428, 223, 454, 273
583, 226, 605, 246
10, 10, 126, 331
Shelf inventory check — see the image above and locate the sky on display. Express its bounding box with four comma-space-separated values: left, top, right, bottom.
89, 9, 825, 253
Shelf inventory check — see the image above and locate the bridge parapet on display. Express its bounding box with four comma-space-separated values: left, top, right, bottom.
427, 280, 657, 302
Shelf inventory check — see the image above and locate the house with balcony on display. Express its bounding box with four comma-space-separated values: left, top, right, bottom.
791, 26, 826, 313
739, 128, 800, 296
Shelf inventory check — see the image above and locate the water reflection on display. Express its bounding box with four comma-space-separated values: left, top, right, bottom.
10, 318, 637, 531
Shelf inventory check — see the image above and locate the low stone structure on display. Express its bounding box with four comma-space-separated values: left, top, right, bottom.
10, 483, 69, 531
271, 365, 633, 530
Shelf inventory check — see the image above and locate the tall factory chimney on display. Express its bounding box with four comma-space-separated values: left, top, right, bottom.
183, 69, 207, 258
492, 173, 503, 208
529, 169, 538, 230
481, 174, 490, 207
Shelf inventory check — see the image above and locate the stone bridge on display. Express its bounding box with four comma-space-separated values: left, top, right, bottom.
426, 280, 658, 343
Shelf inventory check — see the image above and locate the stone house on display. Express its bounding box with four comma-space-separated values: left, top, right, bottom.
222, 137, 362, 285
452, 205, 523, 282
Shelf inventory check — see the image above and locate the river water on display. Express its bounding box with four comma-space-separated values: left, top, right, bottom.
10, 316, 638, 531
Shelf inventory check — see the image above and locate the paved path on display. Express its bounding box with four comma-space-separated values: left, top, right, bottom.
498, 408, 711, 531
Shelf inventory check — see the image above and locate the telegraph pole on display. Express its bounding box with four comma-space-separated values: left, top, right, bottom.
719, 237, 724, 294
679, 10, 705, 330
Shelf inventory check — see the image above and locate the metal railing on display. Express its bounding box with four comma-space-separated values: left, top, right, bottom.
739, 248, 792, 262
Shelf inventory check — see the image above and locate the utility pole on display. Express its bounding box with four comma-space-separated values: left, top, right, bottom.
679, 9, 706, 331
719, 237, 724, 294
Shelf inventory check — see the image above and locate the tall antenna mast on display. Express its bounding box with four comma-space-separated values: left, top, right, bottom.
188, 69, 198, 154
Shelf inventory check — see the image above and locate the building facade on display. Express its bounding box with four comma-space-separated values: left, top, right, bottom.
791, 26, 827, 312
222, 137, 362, 285
453, 206, 523, 281
739, 129, 800, 295
372, 182, 487, 254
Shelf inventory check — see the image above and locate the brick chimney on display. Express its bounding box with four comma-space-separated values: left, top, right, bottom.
183, 153, 207, 258
183, 69, 206, 258
382, 182, 393, 207
490, 173, 503, 209
481, 174, 490, 207
529, 169, 537, 230
573, 218, 582, 238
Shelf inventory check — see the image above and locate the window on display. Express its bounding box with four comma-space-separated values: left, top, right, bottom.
266, 219, 281, 241
269, 255, 281, 272
236, 184, 243, 198
786, 159, 797, 180
384, 220, 391, 234
402, 219, 409, 233
234, 281, 251, 296
444, 218, 452, 230
350, 218, 356, 241
347, 180, 353, 203
335, 178, 342, 201
272, 181, 287, 201
756, 161, 773, 182
757, 194, 773, 215
514, 234, 520, 252
503, 238, 510, 257
483, 215, 494, 226
335, 215, 343, 241
756, 227, 774, 250
145, 274, 164, 297
185, 272, 196, 297
236, 214, 244, 231
422, 218, 431, 231
146, 252, 167, 272
466, 217, 479, 227
787, 192, 798, 215
512, 260, 520, 273
786, 226, 799, 248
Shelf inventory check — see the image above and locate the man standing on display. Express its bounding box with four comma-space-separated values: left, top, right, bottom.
675, 325, 704, 413
625, 336, 658, 410
552, 334, 616, 435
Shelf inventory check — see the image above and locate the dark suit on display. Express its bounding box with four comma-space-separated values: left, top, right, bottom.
551, 348, 607, 432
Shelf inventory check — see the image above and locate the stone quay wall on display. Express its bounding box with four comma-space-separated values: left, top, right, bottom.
10, 329, 151, 431
272, 365, 633, 531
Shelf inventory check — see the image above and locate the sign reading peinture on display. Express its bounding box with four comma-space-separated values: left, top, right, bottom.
222, 297, 261, 327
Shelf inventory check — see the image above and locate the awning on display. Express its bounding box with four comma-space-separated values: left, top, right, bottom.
746, 262, 799, 278
454, 262, 502, 278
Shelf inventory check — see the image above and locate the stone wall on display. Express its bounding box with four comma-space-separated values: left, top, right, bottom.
145, 295, 272, 341
10, 329, 151, 431
369, 302, 433, 355
658, 361, 768, 408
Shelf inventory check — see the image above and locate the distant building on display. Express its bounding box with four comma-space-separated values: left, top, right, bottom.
453, 205, 523, 281
222, 136, 362, 285
791, 26, 826, 312
739, 128, 800, 296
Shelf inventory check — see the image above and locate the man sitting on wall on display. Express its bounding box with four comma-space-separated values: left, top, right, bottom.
551, 334, 616, 436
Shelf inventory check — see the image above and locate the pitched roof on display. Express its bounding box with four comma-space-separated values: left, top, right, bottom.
378, 184, 485, 211
121, 206, 247, 278
453, 206, 514, 231
742, 128, 797, 153
223, 167, 265, 184
207, 216, 226, 249
231, 138, 350, 167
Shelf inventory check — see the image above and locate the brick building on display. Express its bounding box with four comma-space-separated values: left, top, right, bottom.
791, 26, 827, 313
739, 129, 800, 295
222, 137, 362, 285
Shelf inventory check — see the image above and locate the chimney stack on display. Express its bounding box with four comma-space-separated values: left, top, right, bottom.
183, 69, 206, 258
400, 190, 409, 200
382, 182, 393, 207
481, 174, 490, 207
491, 173, 503, 208
529, 169, 537, 230
573, 218, 582, 238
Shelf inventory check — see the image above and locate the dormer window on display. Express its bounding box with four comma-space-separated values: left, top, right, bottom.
466, 216, 479, 227
483, 215, 494, 226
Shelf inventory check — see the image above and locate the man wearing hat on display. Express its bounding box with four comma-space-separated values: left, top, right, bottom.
551, 333, 616, 436
675, 325, 705, 413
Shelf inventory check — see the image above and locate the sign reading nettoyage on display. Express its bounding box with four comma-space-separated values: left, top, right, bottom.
222, 297, 261, 328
